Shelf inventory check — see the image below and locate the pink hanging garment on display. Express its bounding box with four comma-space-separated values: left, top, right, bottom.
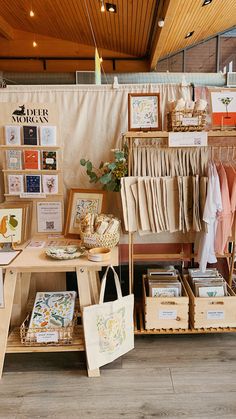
214, 163, 232, 255
224, 164, 236, 237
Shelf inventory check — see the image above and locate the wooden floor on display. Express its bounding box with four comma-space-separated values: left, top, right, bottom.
1, 333, 236, 418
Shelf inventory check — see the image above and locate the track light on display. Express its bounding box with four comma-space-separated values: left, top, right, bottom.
202, 0, 212, 6
29, 10, 35, 17
100, 0, 105, 12
106, 3, 117, 13
185, 31, 194, 39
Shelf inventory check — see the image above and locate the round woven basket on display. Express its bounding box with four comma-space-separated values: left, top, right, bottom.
80, 231, 120, 249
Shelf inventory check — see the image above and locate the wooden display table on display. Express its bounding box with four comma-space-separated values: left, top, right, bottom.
0, 244, 119, 379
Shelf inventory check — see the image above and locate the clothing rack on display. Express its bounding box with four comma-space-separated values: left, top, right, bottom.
123, 131, 236, 295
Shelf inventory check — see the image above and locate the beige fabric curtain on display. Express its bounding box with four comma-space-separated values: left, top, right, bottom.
0, 83, 192, 200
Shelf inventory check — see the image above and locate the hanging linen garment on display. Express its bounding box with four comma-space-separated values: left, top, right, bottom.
224, 164, 236, 232
214, 163, 231, 255
196, 163, 222, 272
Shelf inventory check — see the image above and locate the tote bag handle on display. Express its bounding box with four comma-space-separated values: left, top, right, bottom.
99, 265, 122, 304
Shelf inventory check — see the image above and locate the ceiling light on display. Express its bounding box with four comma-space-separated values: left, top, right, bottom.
29, 10, 35, 17
33, 41, 37, 47
202, 0, 212, 6
106, 3, 117, 13
157, 18, 165, 28
185, 31, 194, 39
100, 0, 105, 12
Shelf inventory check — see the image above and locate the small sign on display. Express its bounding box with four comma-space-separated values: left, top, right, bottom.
36, 331, 59, 343
182, 117, 199, 126
207, 310, 225, 320
168, 131, 208, 147
158, 309, 177, 320
20, 193, 46, 199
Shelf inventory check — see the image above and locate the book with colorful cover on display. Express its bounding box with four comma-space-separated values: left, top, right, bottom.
25, 175, 41, 193
42, 151, 57, 170
29, 291, 76, 329
24, 149, 40, 170
6, 150, 22, 170
23, 126, 38, 145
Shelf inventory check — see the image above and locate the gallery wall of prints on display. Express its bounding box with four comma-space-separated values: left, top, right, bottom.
0, 102, 64, 236
0, 84, 194, 243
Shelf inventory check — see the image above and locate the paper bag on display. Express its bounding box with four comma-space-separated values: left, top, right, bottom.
83, 266, 134, 370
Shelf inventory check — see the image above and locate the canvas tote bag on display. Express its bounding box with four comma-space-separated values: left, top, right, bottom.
83, 266, 134, 370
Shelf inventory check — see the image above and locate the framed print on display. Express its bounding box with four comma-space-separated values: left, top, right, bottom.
209, 88, 236, 129
128, 93, 161, 131
64, 188, 107, 237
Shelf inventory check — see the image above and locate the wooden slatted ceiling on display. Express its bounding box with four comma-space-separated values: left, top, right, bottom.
154, 0, 236, 60
0, 0, 157, 57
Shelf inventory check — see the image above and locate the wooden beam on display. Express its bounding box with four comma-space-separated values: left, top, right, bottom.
0, 15, 15, 40
149, 0, 181, 70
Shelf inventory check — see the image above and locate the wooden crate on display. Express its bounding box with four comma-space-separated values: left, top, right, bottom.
143, 275, 189, 330
183, 276, 236, 329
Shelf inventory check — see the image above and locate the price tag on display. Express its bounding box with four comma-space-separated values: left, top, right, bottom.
158, 310, 177, 320
207, 311, 225, 320
36, 331, 59, 343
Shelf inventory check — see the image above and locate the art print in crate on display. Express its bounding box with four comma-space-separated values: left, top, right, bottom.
83, 266, 134, 370
29, 291, 76, 329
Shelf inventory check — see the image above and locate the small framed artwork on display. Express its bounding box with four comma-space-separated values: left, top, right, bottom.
128, 93, 161, 131
8, 174, 24, 195
5, 125, 21, 145
209, 88, 236, 129
64, 188, 107, 237
40, 125, 57, 146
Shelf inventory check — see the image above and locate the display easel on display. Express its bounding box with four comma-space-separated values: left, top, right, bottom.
123, 130, 236, 335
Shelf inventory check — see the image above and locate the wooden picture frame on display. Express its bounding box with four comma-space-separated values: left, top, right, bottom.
128, 93, 161, 131
64, 188, 107, 238
209, 88, 236, 130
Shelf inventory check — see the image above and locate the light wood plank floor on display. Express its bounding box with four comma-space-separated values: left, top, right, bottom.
1, 333, 236, 418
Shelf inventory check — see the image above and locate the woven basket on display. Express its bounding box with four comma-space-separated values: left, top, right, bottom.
80, 231, 120, 249
167, 110, 207, 132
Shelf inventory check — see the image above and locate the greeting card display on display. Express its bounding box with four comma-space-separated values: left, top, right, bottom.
6, 150, 22, 170
42, 151, 57, 170
40, 126, 57, 146
24, 149, 40, 170
26, 174, 41, 193
8, 174, 24, 195
23, 126, 38, 146
5, 125, 21, 145
42, 174, 58, 194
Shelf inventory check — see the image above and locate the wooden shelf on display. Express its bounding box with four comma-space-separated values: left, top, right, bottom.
0, 145, 60, 150
134, 303, 236, 335
125, 130, 236, 138
3, 169, 61, 174
4, 193, 64, 197
6, 326, 85, 353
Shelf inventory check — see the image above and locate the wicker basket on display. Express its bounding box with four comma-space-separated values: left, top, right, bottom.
167, 110, 207, 132
20, 312, 77, 346
80, 230, 120, 249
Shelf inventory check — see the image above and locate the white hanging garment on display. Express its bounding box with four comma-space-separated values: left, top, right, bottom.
196, 163, 222, 272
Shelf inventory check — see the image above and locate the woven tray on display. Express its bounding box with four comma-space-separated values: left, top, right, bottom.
80, 231, 120, 249
20, 312, 77, 346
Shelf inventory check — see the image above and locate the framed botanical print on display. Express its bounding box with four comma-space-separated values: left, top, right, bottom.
209, 88, 236, 129
64, 188, 107, 237
128, 93, 161, 131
